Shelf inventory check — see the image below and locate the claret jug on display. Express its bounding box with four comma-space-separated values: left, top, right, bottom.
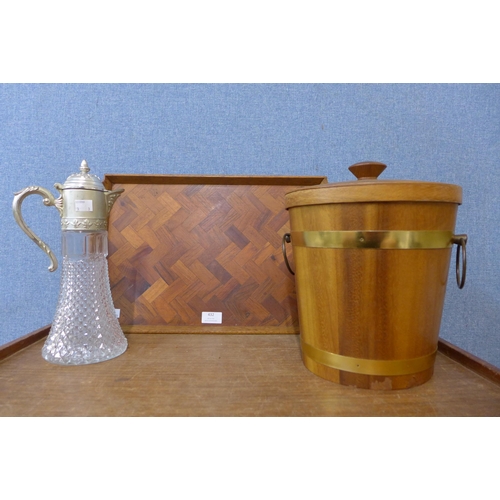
13, 160, 128, 365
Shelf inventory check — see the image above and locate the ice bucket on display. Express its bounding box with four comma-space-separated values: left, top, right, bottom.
283, 161, 467, 390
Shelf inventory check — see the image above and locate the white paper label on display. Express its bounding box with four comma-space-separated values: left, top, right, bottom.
115, 309, 120, 318
201, 312, 222, 324
75, 199, 93, 212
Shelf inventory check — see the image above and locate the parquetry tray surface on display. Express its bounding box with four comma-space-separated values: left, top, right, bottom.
103, 175, 327, 333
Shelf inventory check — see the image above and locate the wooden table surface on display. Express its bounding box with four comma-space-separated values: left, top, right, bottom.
1, 333, 499, 417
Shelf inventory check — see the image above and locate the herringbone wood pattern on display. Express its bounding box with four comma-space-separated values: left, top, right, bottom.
105, 176, 326, 333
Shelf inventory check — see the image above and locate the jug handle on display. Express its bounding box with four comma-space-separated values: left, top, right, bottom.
12, 186, 60, 272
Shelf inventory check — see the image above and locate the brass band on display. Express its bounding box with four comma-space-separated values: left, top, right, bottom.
291, 230, 454, 249
301, 340, 437, 376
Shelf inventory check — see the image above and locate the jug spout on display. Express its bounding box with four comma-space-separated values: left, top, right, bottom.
105, 188, 124, 215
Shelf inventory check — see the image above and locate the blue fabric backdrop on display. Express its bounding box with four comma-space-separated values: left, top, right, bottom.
1, 83, 498, 367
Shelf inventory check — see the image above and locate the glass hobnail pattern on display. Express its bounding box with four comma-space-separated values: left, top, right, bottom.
42, 231, 127, 365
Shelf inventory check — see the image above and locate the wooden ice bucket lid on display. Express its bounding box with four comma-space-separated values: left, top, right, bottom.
285, 161, 462, 207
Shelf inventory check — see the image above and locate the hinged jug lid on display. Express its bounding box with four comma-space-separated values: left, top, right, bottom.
60, 160, 105, 191
285, 161, 462, 208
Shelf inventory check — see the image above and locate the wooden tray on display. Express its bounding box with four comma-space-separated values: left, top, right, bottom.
103, 174, 328, 333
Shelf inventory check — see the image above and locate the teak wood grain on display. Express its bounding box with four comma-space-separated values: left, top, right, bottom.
103, 175, 327, 334
1, 334, 499, 417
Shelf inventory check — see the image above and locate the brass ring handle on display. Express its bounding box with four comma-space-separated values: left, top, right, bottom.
452, 234, 467, 289
12, 186, 60, 272
282, 233, 295, 275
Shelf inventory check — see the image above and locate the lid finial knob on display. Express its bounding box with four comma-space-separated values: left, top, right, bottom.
80, 160, 90, 174
348, 161, 387, 180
